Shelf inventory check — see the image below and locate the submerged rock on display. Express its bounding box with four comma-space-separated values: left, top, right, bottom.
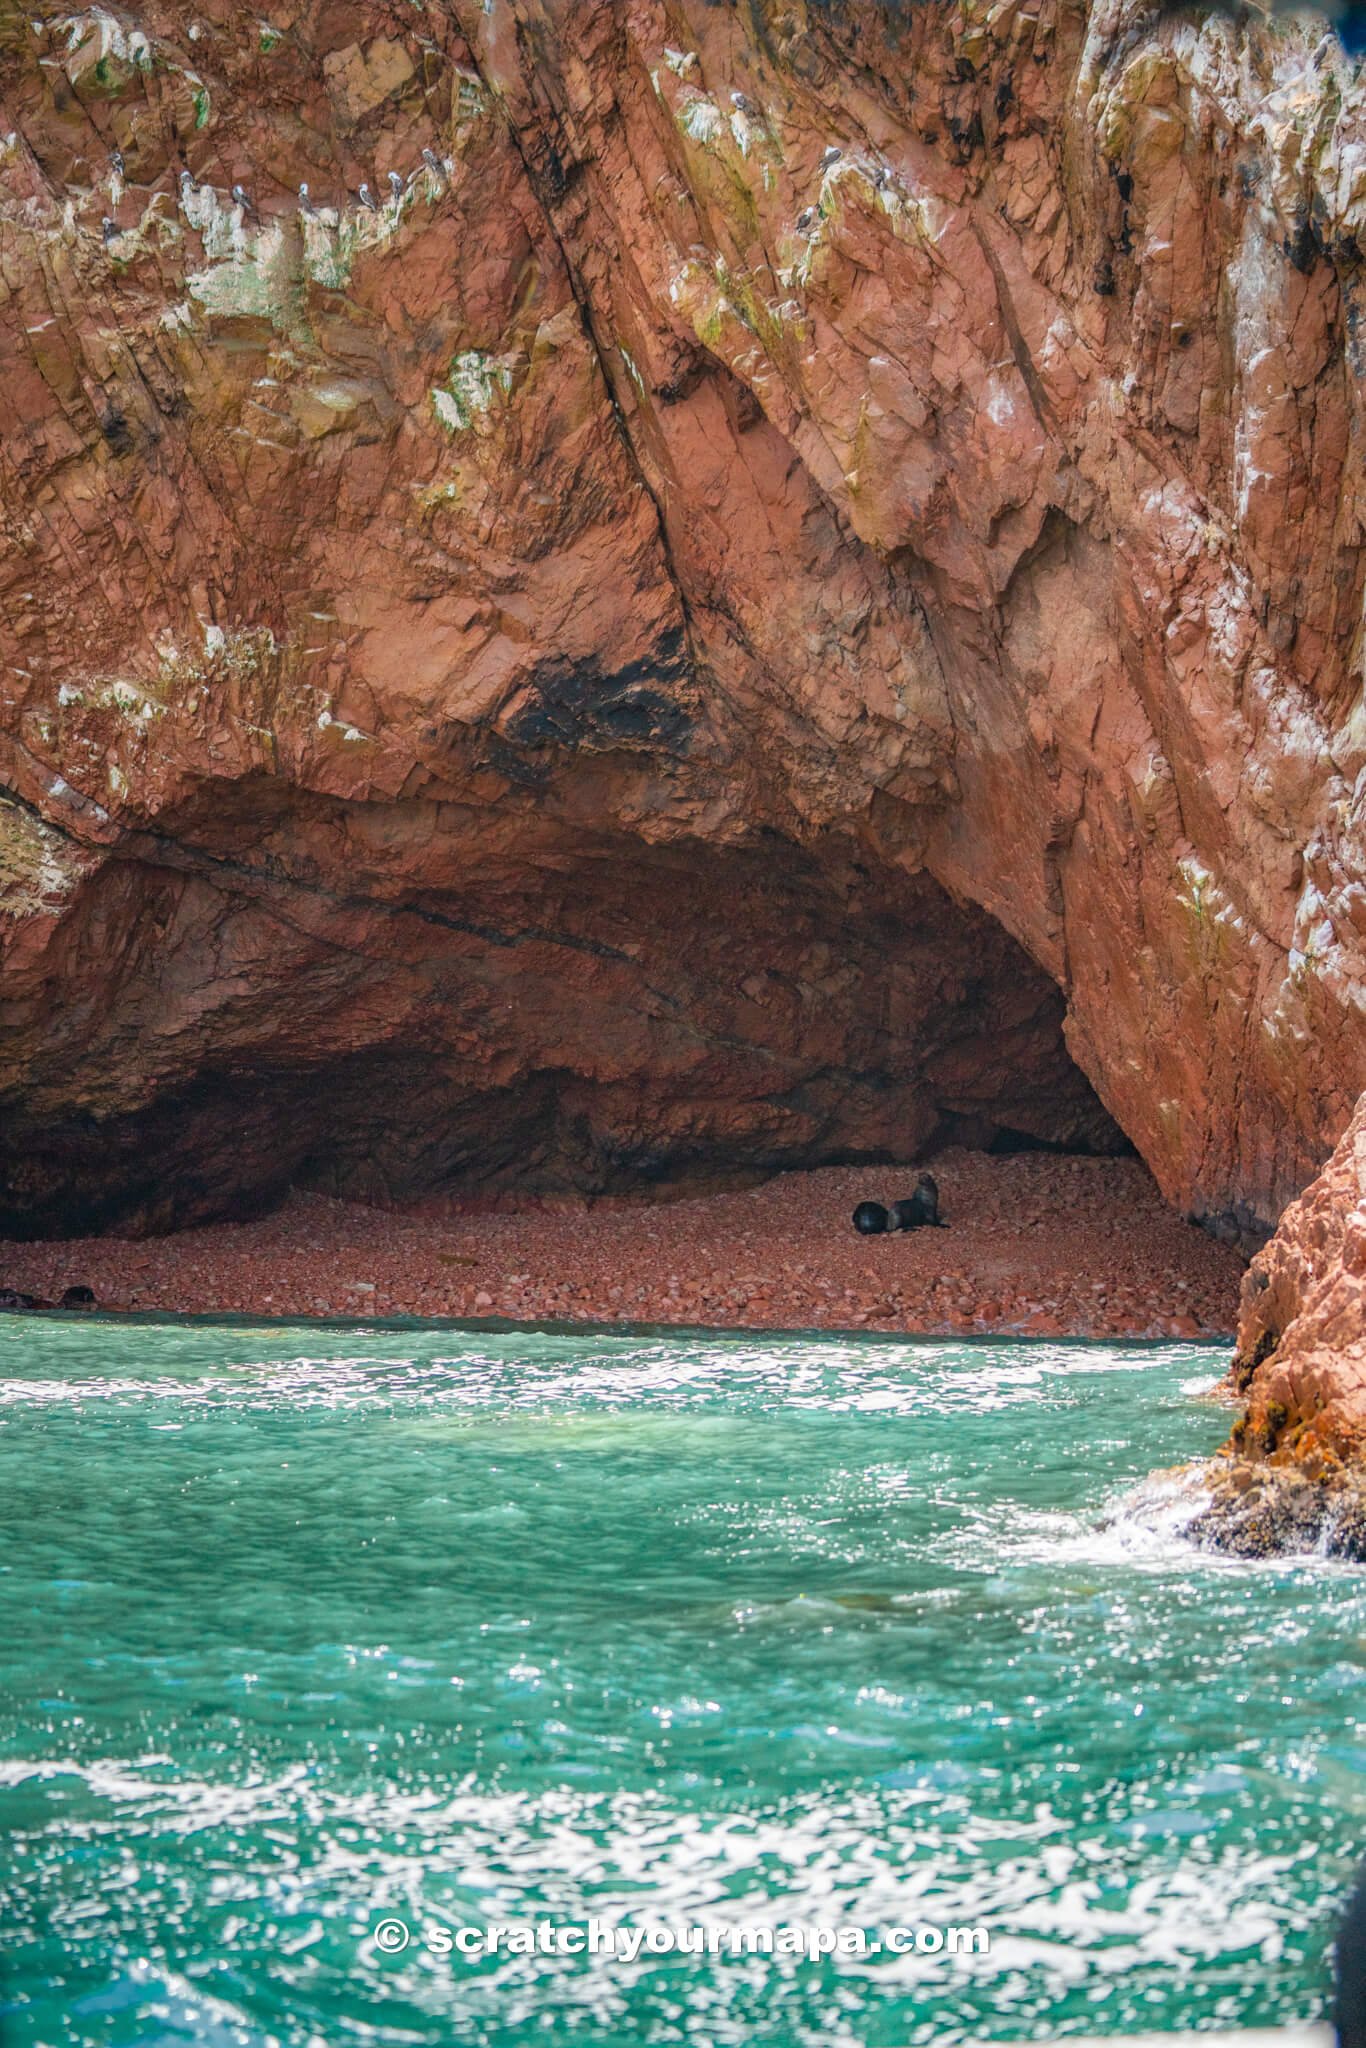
1188, 1462, 1366, 1563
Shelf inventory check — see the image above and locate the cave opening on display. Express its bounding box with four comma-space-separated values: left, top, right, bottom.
0, 793, 1132, 1238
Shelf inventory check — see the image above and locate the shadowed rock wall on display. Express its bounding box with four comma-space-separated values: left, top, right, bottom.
0, 792, 1122, 1231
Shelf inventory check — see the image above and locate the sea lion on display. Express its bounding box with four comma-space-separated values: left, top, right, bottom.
852, 1200, 889, 1235
890, 1174, 947, 1231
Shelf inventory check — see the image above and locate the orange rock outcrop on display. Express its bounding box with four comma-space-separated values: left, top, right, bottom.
1231, 1091, 1366, 1468
1188, 1093, 1366, 1554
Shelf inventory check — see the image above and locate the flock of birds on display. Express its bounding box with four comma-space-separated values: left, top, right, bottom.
793, 145, 897, 234
100, 145, 452, 247
97, 121, 884, 251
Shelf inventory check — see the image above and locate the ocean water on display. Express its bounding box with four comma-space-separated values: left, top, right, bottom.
1, 1320, 1363, 2048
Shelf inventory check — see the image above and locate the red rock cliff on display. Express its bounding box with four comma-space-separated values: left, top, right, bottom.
1233, 1091, 1366, 1469
1188, 1097, 1366, 1555
1, 0, 1365, 1234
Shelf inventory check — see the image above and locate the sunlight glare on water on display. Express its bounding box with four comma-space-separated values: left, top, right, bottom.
1, 1319, 1363, 2048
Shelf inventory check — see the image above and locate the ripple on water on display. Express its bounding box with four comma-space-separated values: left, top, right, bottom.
0, 1324, 1359, 2048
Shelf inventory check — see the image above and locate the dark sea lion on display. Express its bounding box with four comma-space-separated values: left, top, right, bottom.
59, 1285, 97, 1310
890, 1174, 948, 1231
852, 1200, 889, 1235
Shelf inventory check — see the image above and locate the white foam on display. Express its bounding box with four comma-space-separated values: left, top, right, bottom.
971, 2032, 1331, 2048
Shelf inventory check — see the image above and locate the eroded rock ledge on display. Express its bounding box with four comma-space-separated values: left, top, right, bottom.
2, 0, 1366, 1251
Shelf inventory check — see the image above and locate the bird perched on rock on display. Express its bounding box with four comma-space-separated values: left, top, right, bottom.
387, 169, 403, 199
730, 90, 759, 115
298, 181, 315, 213
821, 145, 842, 168
231, 183, 256, 216
358, 182, 377, 211
422, 147, 444, 179
874, 165, 891, 190
101, 216, 119, 245
178, 167, 194, 204
795, 207, 814, 233
110, 146, 124, 177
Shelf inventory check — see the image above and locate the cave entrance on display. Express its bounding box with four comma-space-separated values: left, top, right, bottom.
0, 802, 1129, 1236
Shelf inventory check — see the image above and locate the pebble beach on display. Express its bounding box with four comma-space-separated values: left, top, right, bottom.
0, 1150, 1244, 1339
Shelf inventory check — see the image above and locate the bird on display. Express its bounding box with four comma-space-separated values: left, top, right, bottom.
387, 169, 403, 199
102, 216, 119, 245
110, 146, 124, 177
730, 91, 758, 115
178, 167, 194, 204
422, 147, 444, 178
298, 181, 315, 213
795, 207, 814, 233
874, 165, 891, 190
821, 146, 842, 168
358, 182, 377, 211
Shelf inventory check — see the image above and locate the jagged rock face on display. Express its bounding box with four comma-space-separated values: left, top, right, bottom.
1189, 1089, 1366, 1553
1229, 1088, 1366, 1471
1, 0, 1365, 1231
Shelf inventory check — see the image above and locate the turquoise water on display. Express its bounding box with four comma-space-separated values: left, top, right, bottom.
1, 1321, 1364, 2048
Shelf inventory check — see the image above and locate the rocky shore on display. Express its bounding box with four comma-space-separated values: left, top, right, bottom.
0, 1151, 1241, 1340
1191, 1097, 1366, 1561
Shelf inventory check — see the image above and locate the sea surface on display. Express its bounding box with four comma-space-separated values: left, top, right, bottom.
1, 1320, 1363, 2048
